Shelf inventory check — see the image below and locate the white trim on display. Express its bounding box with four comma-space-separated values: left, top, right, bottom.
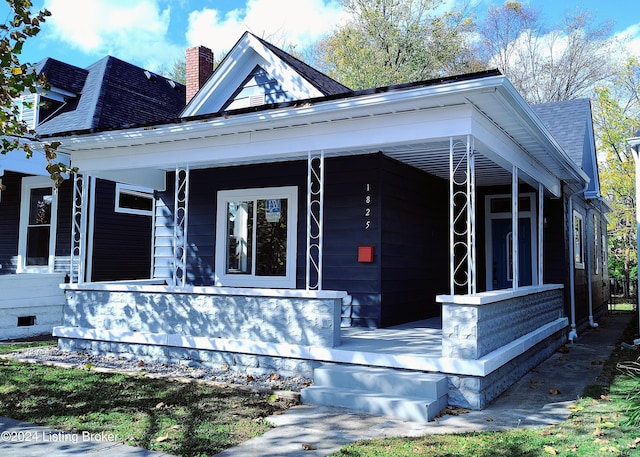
17, 176, 58, 273
85, 177, 97, 282
215, 186, 298, 288
114, 183, 154, 216
484, 192, 538, 290
436, 283, 564, 306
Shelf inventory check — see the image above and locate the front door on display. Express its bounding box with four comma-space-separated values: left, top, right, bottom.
486, 193, 537, 290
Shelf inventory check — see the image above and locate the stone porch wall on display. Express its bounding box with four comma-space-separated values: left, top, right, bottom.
437, 285, 567, 409
60, 283, 345, 347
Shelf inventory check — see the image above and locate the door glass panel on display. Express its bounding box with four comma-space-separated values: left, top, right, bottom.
26, 188, 52, 266
226, 201, 253, 274
256, 199, 288, 276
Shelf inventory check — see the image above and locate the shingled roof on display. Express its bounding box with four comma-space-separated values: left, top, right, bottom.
530, 98, 593, 168
35, 56, 186, 136
252, 33, 351, 96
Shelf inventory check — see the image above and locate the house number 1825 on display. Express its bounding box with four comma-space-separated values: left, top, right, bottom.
365, 183, 371, 230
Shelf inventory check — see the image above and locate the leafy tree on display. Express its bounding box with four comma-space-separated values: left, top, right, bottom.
0, 0, 65, 186
313, 0, 481, 90
594, 59, 640, 296
475, 1, 621, 104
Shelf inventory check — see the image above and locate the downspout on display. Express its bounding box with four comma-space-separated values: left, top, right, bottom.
586, 204, 599, 328
568, 183, 589, 342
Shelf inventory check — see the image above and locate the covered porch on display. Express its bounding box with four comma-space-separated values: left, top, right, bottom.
54, 72, 586, 412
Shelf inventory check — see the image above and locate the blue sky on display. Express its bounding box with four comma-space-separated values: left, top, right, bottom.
2, 0, 638, 73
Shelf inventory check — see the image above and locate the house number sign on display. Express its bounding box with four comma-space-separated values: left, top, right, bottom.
365, 183, 371, 230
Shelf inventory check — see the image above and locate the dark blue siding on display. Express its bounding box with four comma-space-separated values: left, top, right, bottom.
379, 156, 449, 326
0, 172, 21, 274
91, 178, 152, 281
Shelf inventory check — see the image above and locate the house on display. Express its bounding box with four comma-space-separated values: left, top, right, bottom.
0, 56, 185, 339
47, 32, 609, 420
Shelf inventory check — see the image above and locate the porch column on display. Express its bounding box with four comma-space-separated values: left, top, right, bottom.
512, 166, 519, 290
449, 136, 476, 295
70, 173, 89, 284
538, 182, 544, 285
173, 165, 189, 287
306, 151, 324, 290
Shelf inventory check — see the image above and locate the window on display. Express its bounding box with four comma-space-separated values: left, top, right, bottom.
593, 214, 599, 274
115, 183, 154, 216
18, 176, 58, 272
573, 211, 585, 269
215, 186, 297, 288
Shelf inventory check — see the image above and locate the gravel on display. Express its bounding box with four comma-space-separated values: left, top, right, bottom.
3, 346, 312, 394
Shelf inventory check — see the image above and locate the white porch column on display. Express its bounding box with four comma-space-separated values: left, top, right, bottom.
512, 166, 519, 290
70, 173, 89, 284
538, 182, 544, 285
449, 136, 476, 295
173, 165, 189, 287
306, 151, 324, 290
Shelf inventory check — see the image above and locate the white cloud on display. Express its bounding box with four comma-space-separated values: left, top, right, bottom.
42, 0, 183, 71
185, 0, 347, 55
616, 24, 640, 59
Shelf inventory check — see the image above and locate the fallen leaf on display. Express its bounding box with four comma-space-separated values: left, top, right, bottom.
137, 360, 145, 367
269, 373, 280, 381
600, 395, 611, 402
594, 427, 604, 436
485, 417, 494, 422
549, 388, 561, 395
543, 445, 558, 455
155, 402, 165, 409
302, 443, 316, 450
156, 435, 169, 443
246, 375, 255, 382
594, 438, 610, 444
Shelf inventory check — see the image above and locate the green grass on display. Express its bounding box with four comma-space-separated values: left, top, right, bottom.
332, 310, 640, 457
0, 354, 297, 457
0, 339, 56, 354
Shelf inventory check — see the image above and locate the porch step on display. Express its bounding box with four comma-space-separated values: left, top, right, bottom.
301, 365, 448, 422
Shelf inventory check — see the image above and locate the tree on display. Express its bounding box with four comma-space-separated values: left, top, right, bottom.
594, 59, 640, 296
313, 0, 481, 90
475, 1, 621, 104
0, 0, 65, 186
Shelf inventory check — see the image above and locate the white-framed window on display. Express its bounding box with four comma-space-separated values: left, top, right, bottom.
215, 186, 298, 288
18, 176, 58, 272
573, 210, 585, 269
115, 183, 154, 216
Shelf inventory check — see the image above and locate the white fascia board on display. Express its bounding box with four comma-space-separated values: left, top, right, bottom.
470, 110, 561, 196
59, 77, 500, 151
86, 169, 167, 191
494, 83, 589, 185
68, 105, 475, 173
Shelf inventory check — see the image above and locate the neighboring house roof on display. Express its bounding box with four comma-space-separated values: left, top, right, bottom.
36, 56, 186, 136
34, 57, 88, 94
182, 32, 351, 117
531, 99, 600, 198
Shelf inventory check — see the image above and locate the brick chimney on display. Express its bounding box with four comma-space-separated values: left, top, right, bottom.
186, 46, 214, 103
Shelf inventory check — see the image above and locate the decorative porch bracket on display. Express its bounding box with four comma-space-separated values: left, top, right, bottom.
173, 166, 189, 287
449, 136, 476, 295
306, 151, 324, 290
70, 173, 88, 284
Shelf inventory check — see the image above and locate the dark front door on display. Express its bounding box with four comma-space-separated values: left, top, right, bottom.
491, 218, 532, 289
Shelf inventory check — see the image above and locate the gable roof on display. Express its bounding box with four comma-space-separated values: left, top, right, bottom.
35, 56, 186, 136
182, 31, 350, 117
531, 98, 600, 198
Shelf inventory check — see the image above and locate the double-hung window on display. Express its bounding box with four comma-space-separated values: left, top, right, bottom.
18, 176, 58, 272
215, 186, 297, 288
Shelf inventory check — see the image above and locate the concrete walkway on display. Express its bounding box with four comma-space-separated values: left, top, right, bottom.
0, 311, 633, 457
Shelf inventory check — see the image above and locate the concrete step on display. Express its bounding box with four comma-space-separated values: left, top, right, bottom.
301, 386, 449, 422
301, 365, 448, 422
312, 365, 447, 398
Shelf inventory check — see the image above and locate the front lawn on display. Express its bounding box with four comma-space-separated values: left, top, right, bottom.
0, 353, 297, 457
